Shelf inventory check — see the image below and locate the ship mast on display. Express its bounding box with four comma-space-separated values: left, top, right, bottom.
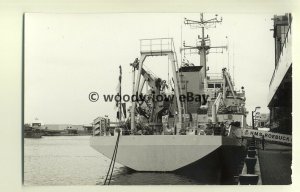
181, 13, 227, 80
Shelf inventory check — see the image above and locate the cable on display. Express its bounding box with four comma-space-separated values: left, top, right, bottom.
107, 131, 121, 185
103, 130, 121, 185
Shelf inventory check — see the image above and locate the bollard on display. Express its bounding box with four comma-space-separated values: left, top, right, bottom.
250, 141, 256, 146
247, 150, 256, 158
239, 174, 259, 185
245, 157, 257, 174
248, 146, 256, 150
233, 176, 240, 184
248, 143, 255, 148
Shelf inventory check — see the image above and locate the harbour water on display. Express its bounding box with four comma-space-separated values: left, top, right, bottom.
24, 136, 210, 185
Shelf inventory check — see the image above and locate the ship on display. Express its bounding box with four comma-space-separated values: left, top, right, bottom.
90, 14, 247, 183
24, 120, 43, 138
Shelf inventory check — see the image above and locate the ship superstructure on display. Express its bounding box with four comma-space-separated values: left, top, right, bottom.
125, 13, 247, 135
90, 14, 247, 179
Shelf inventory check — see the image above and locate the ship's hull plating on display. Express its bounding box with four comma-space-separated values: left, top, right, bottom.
175, 144, 245, 184
90, 135, 242, 172
24, 132, 43, 138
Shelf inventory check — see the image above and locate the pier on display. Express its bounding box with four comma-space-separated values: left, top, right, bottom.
239, 137, 292, 185
258, 143, 292, 184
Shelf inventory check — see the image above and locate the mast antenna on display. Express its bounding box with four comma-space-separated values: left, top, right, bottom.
233, 41, 235, 86
226, 36, 230, 72
181, 13, 227, 78
180, 23, 183, 66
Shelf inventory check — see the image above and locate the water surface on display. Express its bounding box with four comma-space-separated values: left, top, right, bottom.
24, 136, 203, 185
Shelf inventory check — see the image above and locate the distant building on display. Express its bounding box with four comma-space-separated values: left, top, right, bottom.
42, 124, 70, 130
268, 13, 292, 134
92, 116, 110, 136
82, 124, 93, 134
255, 113, 270, 128
41, 124, 92, 135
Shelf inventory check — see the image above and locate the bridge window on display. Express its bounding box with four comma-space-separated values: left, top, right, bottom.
208, 84, 214, 88
215, 83, 222, 88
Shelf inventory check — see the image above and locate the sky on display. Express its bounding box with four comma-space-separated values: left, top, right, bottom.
24, 13, 282, 125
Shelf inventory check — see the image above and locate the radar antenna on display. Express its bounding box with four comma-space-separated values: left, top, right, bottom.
181, 13, 227, 78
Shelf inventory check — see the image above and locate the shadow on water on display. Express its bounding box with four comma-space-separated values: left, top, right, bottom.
98, 167, 205, 185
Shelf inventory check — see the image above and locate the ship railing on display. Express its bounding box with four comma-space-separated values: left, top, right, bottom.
235, 91, 245, 98
140, 38, 174, 54
93, 122, 241, 136
207, 73, 223, 80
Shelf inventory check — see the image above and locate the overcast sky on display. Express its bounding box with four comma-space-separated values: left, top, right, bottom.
24, 13, 282, 125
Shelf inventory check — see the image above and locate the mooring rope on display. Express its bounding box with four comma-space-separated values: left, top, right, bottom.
107, 131, 121, 185
103, 130, 121, 185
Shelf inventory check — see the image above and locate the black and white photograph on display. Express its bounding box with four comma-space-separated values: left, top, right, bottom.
23, 12, 292, 186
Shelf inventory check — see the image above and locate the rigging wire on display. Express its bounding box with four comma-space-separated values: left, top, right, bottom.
226, 36, 230, 72
107, 130, 120, 185
232, 40, 235, 86
180, 23, 183, 66
167, 57, 170, 85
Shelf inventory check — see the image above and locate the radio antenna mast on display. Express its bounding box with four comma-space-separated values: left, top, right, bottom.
181, 13, 227, 79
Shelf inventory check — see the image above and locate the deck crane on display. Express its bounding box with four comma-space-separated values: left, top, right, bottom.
130, 38, 184, 133
130, 58, 172, 126
211, 68, 238, 123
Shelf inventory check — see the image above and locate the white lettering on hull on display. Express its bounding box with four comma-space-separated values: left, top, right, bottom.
242, 129, 292, 144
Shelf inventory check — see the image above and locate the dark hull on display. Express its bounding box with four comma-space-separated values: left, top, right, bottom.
109, 145, 246, 185
24, 132, 43, 138
175, 145, 246, 184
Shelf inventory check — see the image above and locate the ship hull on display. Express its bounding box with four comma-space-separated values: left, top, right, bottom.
175, 144, 245, 184
24, 132, 43, 138
90, 135, 242, 172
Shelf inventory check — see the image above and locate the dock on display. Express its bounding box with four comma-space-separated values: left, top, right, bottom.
258, 143, 292, 184
239, 138, 292, 185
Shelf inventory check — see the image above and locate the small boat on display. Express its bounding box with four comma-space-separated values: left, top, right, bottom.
24, 118, 44, 138
24, 122, 43, 138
